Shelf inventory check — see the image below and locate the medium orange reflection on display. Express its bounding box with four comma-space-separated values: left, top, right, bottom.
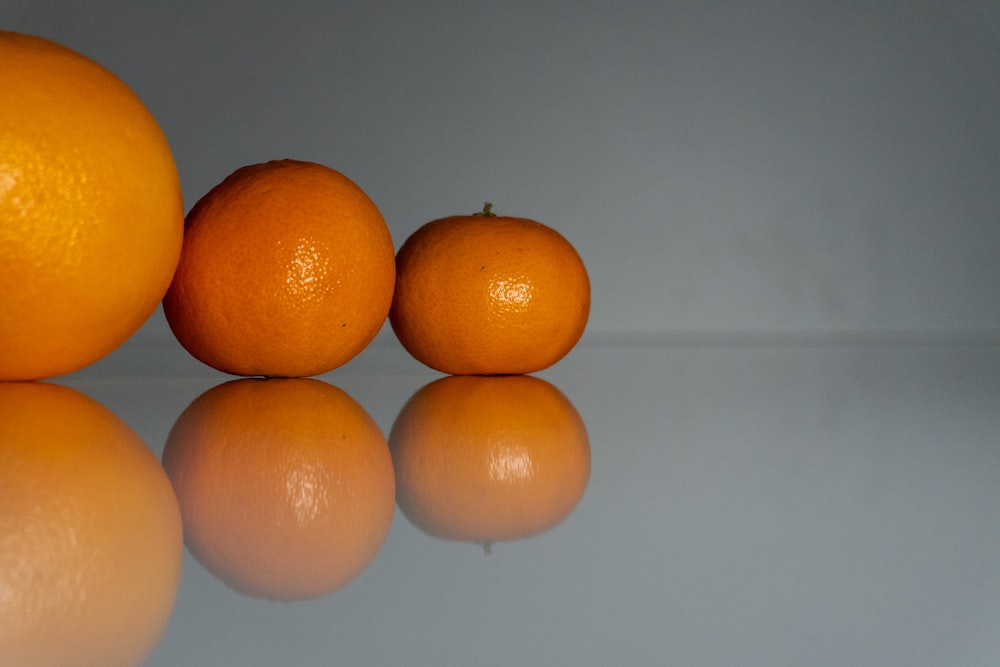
0, 381, 182, 667
162, 378, 394, 601
389, 375, 590, 551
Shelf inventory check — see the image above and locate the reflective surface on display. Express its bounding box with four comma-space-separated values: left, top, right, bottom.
39, 330, 1000, 665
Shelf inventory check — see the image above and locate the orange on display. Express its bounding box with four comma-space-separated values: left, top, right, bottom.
163, 159, 395, 378
389, 203, 590, 375
0, 381, 183, 667
0, 32, 184, 381
161, 377, 395, 601
389, 375, 590, 550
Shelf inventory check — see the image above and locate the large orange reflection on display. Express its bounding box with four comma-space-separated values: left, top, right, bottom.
162, 378, 394, 601
389, 375, 590, 551
0, 381, 182, 667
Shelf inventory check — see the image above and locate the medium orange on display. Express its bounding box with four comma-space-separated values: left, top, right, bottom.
162, 159, 395, 377
389, 375, 590, 549
390, 203, 590, 375
0, 381, 183, 667
161, 377, 395, 601
0, 32, 184, 381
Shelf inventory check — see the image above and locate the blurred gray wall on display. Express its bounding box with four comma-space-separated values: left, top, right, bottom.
10, 1, 1000, 334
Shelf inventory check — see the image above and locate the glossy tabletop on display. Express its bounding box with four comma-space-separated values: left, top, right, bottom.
42, 330, 1000, 666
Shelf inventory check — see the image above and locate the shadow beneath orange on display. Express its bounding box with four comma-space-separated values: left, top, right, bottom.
162, 377, 394, 602
389, 375, 590, 552
0, 381, 182, 667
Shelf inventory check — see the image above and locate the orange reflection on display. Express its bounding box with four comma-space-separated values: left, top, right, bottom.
0, 381, 182, 667
162, 378, 394, 601
389, 375, 590, 551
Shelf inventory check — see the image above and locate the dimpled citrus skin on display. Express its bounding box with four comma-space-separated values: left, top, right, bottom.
0, 32, 184, 381
389, 207, 590, 375
0, 382, 183, 667
162, 159, 395, 378
161, 377, 396, 601
389, 374, 591, 546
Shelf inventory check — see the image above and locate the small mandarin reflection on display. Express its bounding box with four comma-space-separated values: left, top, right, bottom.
388, 375, 590, 552
161, 377, 394, 602
0, 381, 182, 667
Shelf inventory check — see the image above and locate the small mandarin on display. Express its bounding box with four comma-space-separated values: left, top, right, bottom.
0, 32, 184, 380
390, 203, 590, 375
162, 377, 395, 601
389, 375, 590, 550
0, 382, 183, 667
163, 159, 395, 378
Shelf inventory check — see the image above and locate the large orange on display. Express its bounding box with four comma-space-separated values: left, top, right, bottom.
161, 377, 395, 601
0, 381, 183, 667
389, 375, 590, 550
0, 32, 184, 381
390, 203, 590, 375
163, 159, 395, 378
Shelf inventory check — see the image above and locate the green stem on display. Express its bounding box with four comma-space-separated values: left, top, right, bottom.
474, 202, 496, 217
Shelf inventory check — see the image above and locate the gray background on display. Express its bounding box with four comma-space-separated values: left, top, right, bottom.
8, 6, 1000, 664
9, 1, 1000, 336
